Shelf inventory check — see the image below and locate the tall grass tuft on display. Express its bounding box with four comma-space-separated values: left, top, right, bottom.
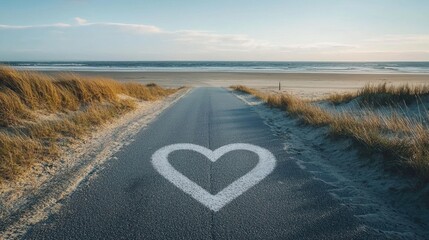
326, 82, 429, 106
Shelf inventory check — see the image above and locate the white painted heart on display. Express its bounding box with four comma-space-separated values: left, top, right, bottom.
151, 143, 276, 211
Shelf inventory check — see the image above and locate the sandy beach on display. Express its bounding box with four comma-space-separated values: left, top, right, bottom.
52, 71, 429, 99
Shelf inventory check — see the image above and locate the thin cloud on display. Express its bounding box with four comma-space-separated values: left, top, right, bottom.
0, 18, 162, 34
73, 17, 162, 33
365, 34, 429, 44
174, 30, 279, 51
174, 30, 359, 53
84, 22, 162, 33
0, 23, 71, 29
74, 17, 87, 25
285, 42, 359, 50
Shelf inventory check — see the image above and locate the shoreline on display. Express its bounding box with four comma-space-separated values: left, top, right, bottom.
6, 60, 429, 75
19, 69, 429, 75
45, 70, 429, 75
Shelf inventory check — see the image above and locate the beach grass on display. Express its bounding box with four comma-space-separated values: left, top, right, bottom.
0, 67, 177, 183
326, 82, 429, 106
231, 85, 429, 180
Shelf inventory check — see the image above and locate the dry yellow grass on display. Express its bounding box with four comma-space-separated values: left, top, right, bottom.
265, 94, 333, 126
0, 133, 42, 180
0, 67, 178, 183
326, 92, 357, 105
326, 82, 429, 106
230, 85, 268, 101
232, 85, 429, 180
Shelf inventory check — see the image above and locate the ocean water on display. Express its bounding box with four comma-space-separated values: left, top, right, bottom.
2, 61, 429, 74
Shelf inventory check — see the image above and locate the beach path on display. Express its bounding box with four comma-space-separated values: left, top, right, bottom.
24, 87, 381, 239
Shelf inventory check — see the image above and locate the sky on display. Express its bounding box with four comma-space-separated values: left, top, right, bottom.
1, 0, 429, 61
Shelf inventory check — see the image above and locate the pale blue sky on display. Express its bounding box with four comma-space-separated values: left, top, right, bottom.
1, 0, 429, 61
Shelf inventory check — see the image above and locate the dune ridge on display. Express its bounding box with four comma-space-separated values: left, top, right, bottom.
0, 67, 178, 183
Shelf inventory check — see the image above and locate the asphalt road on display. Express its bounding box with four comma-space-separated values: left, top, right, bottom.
24, 88, 382, 239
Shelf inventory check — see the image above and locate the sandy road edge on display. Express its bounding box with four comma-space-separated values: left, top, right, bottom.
0, 88, 192, 239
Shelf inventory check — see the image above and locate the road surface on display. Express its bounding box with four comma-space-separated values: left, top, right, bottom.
24, 88, 381, 239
